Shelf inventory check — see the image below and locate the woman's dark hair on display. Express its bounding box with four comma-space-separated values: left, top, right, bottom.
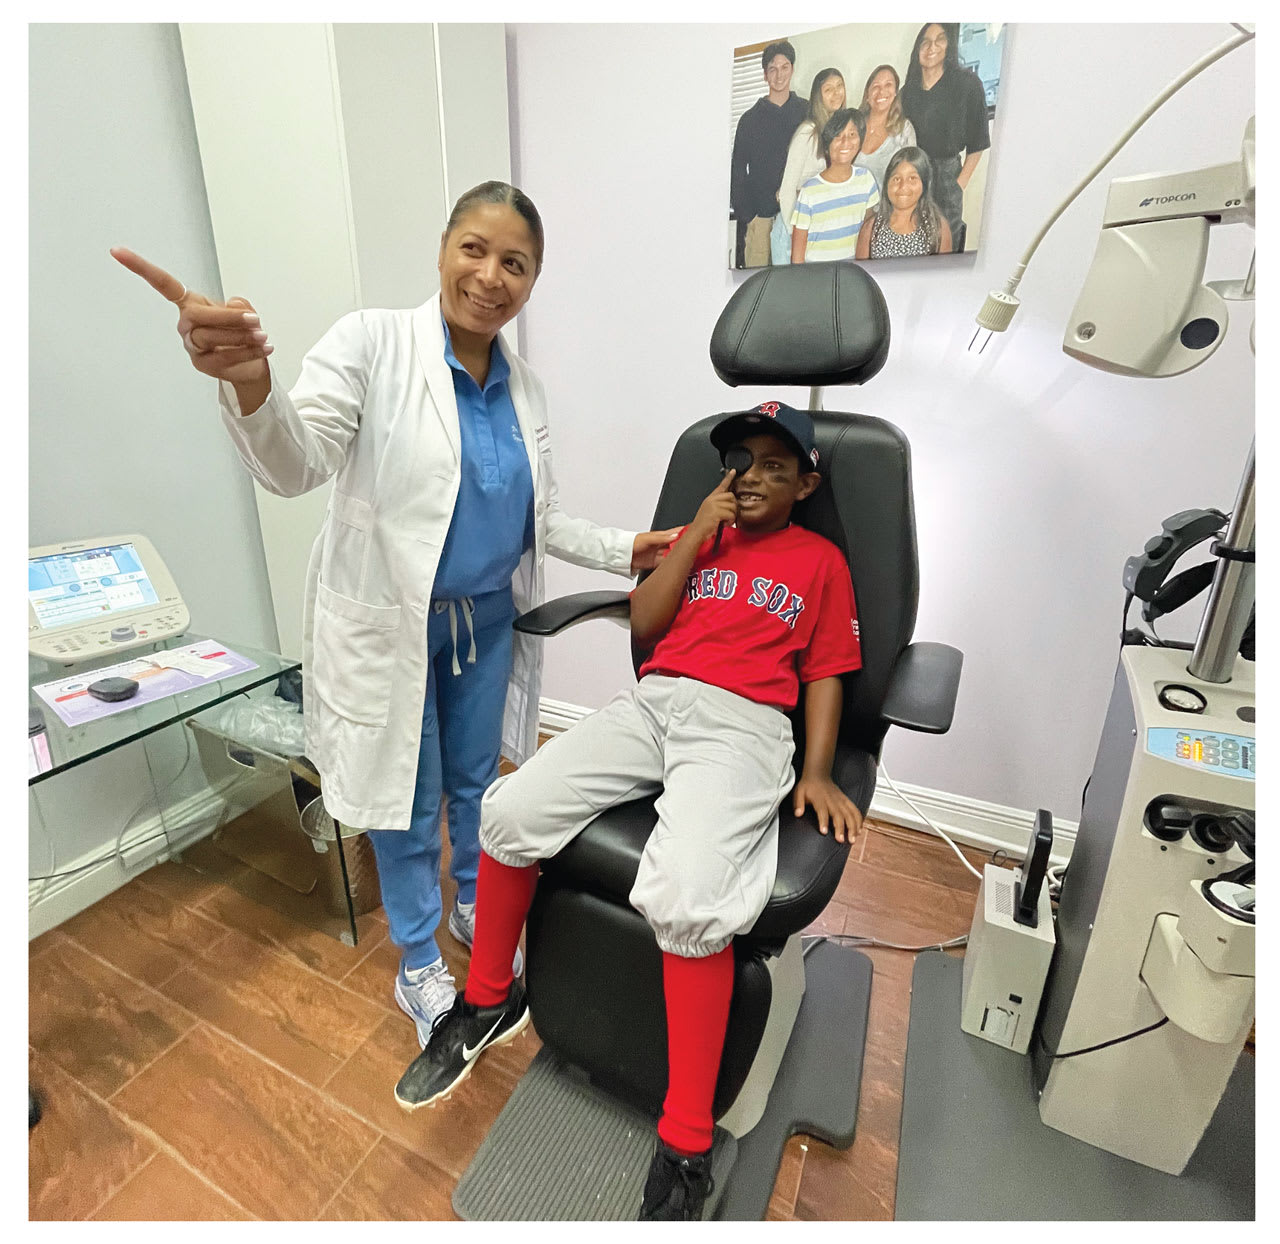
867, 147, 945, 254
904, 22, 961, 92
761, 40, 796, 72
805, 67, 845, 133
445, 181, 545, 270
859, 63, 906, 136
819, 108, 865, 166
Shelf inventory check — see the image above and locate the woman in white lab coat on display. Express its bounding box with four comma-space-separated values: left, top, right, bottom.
112, 182, 677, 1044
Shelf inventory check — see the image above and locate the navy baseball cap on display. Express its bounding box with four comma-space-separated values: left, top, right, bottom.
710, 402, 820, 473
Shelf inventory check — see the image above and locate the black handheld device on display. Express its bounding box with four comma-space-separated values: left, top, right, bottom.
1014, 809, 1055, 928
88, 676, 140, 702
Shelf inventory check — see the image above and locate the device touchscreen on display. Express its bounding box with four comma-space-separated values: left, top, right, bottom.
29, 543, 161, 629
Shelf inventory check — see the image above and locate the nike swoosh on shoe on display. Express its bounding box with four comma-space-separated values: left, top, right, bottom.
462, 1017, 503, 1061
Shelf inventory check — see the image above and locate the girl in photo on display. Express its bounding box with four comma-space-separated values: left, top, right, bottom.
855, 146, 952, 259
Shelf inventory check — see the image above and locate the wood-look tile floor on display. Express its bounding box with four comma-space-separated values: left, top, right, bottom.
29, 815, 992, 1222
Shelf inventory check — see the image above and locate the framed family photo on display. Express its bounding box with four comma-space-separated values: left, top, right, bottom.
729, 22, 1008, 268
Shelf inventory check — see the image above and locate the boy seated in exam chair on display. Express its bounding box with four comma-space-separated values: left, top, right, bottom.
393, 402, 863, 1221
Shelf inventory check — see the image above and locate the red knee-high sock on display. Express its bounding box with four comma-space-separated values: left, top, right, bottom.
657, 946, 735, 1156
463, 851, 538, 1007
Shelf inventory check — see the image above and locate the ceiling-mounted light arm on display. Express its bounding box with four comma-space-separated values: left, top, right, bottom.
969, 24, 1254, 352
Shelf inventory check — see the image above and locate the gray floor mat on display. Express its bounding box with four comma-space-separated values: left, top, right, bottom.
454, 941, 873, 1221
896, 951, 1254, 1220
715, 940, 872, 1219
452, 1046, 736, 1220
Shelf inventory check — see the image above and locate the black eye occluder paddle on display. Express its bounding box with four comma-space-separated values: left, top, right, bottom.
713, 446, 753, 554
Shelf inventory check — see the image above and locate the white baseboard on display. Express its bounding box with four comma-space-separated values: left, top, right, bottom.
30, 700, 1076, 940
539, 697, 1077, 867
28, 784, 231, 939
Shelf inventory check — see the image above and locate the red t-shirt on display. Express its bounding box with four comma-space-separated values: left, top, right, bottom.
636, 523, 862, 710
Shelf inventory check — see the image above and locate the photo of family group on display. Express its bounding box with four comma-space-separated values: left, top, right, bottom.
729, 22, 1007, 268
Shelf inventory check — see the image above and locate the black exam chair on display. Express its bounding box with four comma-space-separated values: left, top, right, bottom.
463, 262, 963, 1220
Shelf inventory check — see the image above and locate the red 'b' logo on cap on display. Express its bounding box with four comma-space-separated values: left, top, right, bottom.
757, 402, 781, 418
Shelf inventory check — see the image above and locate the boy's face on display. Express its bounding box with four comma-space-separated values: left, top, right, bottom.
726, 432, 819, 533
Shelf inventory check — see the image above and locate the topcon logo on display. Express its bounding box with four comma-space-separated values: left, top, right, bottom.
1139, 193, 1197, 206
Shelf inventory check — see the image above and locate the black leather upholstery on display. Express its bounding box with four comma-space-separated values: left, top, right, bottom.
526, 883, 772, 1117
540, 742, 876, 941
709, 263, 890, 388
522, 263, 955, 1122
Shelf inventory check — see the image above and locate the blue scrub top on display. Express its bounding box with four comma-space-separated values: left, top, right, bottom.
432, 321, 536, 600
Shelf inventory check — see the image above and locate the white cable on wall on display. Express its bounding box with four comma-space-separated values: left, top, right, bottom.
432, 24, 452, 223
326, 22, 363, 310
877, 760, 984, 881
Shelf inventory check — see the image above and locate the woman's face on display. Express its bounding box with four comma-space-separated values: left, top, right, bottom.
437, 202, 539, 340
820, 75, 845, 112
886, 161, 924, 212
828, 121, 861, 166
866, 70, 897, 114
918, 25, 948, 71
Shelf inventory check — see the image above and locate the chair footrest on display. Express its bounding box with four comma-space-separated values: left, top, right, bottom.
453, 1046, 737, 1221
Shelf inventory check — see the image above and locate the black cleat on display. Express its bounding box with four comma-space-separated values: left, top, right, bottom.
638, 1140, 714, 1220
394, 981, 529, 1111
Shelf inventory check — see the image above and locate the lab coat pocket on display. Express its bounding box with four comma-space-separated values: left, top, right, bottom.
312, 582, 402, 727
333, 490, 373, 530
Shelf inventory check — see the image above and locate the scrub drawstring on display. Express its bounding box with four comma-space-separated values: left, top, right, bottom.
433, 597, 477, 676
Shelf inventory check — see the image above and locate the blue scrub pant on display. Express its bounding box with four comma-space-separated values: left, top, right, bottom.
366, 586, 517, 970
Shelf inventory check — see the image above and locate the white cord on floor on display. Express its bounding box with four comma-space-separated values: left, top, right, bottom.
876, 761, 984, 881
28, 790, 56, 910
29, 730, 199, 893
804, 933, 968, 955
115, 728, 196, 868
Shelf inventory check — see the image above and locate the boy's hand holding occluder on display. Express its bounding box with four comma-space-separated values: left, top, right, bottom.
686, 470, 739, 545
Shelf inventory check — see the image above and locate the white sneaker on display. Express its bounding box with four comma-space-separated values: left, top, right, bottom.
394, 958, 457, 1050
448, 900, 524, 977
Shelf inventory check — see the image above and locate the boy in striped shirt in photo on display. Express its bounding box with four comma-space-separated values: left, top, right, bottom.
790, 108, 880, 263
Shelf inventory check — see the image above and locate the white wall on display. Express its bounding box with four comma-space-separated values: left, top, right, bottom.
507, 22, 1255, 831
28, 24, 279, 931
29, 23, 278, 646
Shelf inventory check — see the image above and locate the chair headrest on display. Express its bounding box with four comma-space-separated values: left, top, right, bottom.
710, 263, 890, 388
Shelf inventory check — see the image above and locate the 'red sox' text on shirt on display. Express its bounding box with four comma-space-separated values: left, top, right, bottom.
636, 523, 862, 710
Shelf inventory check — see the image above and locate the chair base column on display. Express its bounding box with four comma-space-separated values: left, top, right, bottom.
717, 934, 806, 1138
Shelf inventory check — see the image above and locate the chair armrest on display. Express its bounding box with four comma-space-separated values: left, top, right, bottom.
879, 642, 963, 734
514, 591, 631, 637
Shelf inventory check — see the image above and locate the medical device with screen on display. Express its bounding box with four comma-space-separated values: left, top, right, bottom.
29, 534, 189, 662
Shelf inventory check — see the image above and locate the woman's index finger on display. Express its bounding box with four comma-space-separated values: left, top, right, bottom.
110, 247, 186, 302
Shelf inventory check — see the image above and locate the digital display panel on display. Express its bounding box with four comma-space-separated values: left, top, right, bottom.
29, 543, 160, 630
1147, 727, 1254, 781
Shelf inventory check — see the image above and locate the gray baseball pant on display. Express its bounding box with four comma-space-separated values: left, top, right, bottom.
479, 674, 797, 958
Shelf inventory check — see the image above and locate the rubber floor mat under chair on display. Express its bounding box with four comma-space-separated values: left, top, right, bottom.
452, 1046, 736, 1221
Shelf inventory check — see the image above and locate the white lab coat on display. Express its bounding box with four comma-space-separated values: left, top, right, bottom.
218, 293, 636, 832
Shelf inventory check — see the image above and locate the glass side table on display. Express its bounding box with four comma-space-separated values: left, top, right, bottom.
28, 633, 377, 948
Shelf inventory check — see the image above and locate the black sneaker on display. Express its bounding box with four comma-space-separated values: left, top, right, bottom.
394, 981, 530, 1111
638, 1140, 714, 1220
